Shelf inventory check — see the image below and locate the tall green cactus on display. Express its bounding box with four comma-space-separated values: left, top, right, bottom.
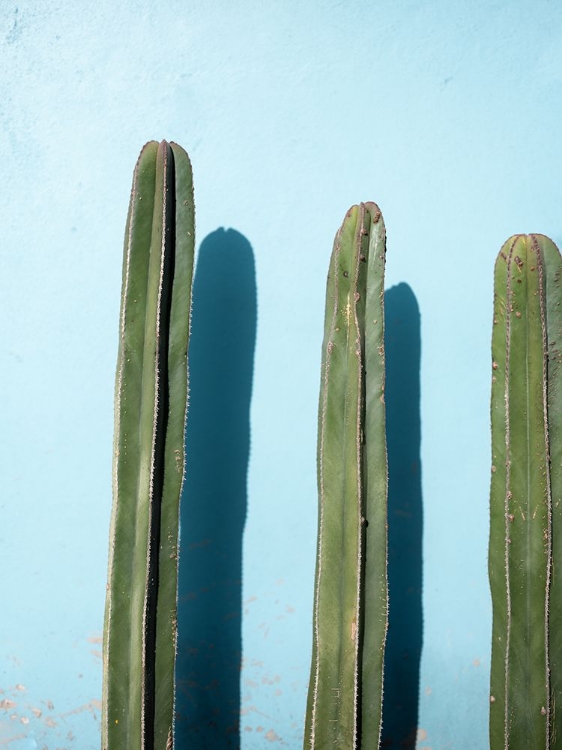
304, 202, 388, 749
102, 140, 195, 750
489, 234, 562, 749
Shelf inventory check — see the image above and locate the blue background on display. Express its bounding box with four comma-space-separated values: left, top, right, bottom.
1, 2, 561, 748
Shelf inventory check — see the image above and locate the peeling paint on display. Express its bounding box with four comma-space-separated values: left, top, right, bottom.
265, 728, 281, 742
0, 732, 27, 746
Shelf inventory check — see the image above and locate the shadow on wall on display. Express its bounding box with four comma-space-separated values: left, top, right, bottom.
381, 283, 424, 748
175, 228, 257, 749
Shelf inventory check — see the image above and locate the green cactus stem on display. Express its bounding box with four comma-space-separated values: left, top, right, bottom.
102, 140, 195, 750
304, 202, 388, 749
489, 234, 562, 750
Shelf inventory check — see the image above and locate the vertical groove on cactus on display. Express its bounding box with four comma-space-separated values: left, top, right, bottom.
304, 202, 388, 749
102, 140, 194, 750
489, 234, 562, 750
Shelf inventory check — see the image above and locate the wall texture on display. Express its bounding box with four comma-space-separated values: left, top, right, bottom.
1, 1, 561, 748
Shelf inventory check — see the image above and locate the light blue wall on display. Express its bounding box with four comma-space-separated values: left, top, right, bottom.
1, 1, 561, 747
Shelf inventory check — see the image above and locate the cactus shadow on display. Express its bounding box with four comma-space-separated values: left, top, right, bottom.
175, 228, 257, 749
381, 283, 423, 748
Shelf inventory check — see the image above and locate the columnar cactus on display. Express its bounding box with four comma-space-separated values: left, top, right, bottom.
489, 234, 562, 749
304, 202, 388, 749
102, 140, 195, 750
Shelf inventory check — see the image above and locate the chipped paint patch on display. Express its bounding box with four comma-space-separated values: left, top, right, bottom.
0, 733, 27, 745
60, 699, 102, 717
265, 728, 282, 741
0, 691, 101, 747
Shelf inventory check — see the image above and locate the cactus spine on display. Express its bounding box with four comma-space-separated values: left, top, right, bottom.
489, 234, 562, 749
304, 203, 388, 749
102, 140, 195, 750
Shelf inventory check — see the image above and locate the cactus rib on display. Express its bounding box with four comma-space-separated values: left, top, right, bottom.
489, 234, 562, 749
304, 202, 388, 749
102, 140, 195, 750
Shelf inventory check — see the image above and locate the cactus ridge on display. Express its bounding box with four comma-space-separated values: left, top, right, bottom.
305, 203, 388, 749
102, 141, 194, 750
489, 234, 562, 750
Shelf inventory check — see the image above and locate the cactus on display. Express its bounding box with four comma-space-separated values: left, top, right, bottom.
102, 140, 195, 750
304, 202, 388, 749
489, 234, 562, 749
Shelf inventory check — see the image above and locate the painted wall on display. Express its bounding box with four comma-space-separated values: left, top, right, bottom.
1, 1, 561, 748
